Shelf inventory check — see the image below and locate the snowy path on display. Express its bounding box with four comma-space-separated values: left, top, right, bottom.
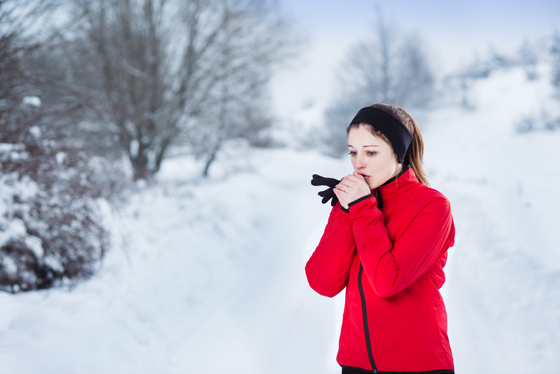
0, 149, 352, 374
423, 67, 560, 372
163, 150, 351, 374
1, 65, 560, 373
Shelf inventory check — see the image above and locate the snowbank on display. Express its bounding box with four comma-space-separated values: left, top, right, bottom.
0, 65, 559, 373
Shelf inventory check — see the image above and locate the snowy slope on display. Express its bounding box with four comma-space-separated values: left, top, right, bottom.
0, 147, 351, 374
424, 65, 560, 373
0, 65, 559, 374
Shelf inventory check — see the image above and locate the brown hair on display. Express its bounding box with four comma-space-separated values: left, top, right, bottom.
346, 103, 430, 187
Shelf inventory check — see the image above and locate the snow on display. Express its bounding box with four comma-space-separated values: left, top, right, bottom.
0, 143, 28, 161
43, 256, 64, 273
21, 96, 41, 107
130, 139, 139, 158
424, 65, 560, 372
0, 144, 21, 152
1, 65, 559, 373
0, 218, 27, 249
29, 126, 42, 138
1, 257, 17, 275
271, 102, 327, 147
55, 152, 67, 165
24, 236, 44, 259
0, 174, 40, 249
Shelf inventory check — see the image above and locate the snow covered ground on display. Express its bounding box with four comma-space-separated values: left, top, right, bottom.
427, 66, 560, 372
1, 65, 559, 373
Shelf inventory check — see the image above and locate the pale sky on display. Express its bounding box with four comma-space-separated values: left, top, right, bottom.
270, 0, 560, 118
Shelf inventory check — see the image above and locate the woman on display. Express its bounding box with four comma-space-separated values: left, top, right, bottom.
306, 103, 455, 374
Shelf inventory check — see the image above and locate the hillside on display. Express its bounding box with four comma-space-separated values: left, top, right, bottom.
0, 65, 559, 373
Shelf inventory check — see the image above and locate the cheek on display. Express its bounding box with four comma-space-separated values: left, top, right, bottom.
370, 155, 395, 175
366, 158, 381, 172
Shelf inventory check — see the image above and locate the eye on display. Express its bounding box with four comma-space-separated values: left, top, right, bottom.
366, 151, 377, 156
348, 151, 356, 156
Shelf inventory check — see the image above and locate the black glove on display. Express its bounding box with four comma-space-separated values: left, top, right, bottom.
311, 174, 341, 206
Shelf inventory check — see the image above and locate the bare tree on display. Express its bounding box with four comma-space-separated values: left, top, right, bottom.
337, 11, 434, 107
323, 10, 435, 155
185, 1, 280, 176
550, 31, 560, 130
56, 0, 292, 180
518, 40, 539, 80
0, 0, 59, 114
551, 31, 560, 92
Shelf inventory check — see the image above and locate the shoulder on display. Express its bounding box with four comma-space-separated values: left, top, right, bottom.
400, 168, 451, 209
409, 183, 452, 214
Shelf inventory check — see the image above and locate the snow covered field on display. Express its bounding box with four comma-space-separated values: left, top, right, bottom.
1, 65, 559, 373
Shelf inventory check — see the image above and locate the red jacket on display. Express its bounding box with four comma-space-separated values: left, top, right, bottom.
305, 168, 455, 373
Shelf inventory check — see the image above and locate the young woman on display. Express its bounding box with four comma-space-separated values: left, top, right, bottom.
306, 103, 455, 374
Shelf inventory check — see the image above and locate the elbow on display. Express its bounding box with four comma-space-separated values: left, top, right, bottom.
366, 260, 403, 298
310, 283, 344, 298
305, 266, 345, 298
372, 287, 398, 298
370, 278, 401, 298
310, 282, 343, 298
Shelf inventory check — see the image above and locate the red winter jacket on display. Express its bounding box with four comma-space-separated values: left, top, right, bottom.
305, 167, 455, 373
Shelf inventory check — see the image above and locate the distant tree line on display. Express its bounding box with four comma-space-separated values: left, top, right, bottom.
322, 10, 436, 155
515, 30, 560, 133
52, 0, 294, 179
322, 10, 560, 154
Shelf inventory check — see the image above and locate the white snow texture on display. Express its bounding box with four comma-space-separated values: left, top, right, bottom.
0, 65, 559, 373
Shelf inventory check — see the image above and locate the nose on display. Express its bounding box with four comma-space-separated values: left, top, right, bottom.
354, 154, 366, 170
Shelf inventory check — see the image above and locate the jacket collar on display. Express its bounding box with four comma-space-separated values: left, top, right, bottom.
376, 165, 419, 201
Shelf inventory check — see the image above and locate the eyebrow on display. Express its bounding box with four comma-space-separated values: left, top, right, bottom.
348, 145, 379, 148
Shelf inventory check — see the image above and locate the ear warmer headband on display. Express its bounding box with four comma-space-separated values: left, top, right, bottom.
350, 107, 413, 164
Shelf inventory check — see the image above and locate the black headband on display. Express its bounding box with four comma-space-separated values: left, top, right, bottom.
350, 107, 413, 163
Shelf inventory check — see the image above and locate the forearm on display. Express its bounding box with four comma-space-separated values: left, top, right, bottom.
349, 196, 454, 298
305, 205, 356, 297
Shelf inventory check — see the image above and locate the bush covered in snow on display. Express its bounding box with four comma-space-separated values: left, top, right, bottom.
515, 110, 560, 133
0, 0, 132, 293
0, 132, 130, 293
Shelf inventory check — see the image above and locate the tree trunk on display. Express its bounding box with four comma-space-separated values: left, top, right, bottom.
131, 149, 153, 181
133, 163, 152, 181
202, 145, 219, 177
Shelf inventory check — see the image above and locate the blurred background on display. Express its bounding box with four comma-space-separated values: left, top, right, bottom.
0, 0, 559, 373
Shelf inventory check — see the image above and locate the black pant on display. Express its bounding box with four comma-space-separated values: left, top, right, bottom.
342, 367, 455, 374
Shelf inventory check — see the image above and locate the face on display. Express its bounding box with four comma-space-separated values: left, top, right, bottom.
348, 125, 402, 190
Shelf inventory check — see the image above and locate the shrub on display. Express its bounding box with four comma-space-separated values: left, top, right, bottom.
0, 127, 129, 293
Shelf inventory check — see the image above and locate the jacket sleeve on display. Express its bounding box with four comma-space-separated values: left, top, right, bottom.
305, 203, 356, 298
349, 195, 455, 298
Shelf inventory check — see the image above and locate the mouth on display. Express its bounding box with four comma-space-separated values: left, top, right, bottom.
358, 173, 370, 182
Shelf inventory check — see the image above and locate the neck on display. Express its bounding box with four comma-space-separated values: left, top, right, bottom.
379, 164, 410, 189
391, 164, 404, 179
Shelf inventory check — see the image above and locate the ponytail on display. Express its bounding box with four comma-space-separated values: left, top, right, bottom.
370, 103, 430, 187
403, 115, 429, 187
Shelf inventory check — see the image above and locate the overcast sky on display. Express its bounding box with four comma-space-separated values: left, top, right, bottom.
270, 0, 560, 117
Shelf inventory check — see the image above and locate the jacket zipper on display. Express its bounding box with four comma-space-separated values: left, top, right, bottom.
358, 263, 378, 373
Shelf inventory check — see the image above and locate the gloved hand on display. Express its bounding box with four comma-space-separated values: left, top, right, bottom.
311, 174, 341, 206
